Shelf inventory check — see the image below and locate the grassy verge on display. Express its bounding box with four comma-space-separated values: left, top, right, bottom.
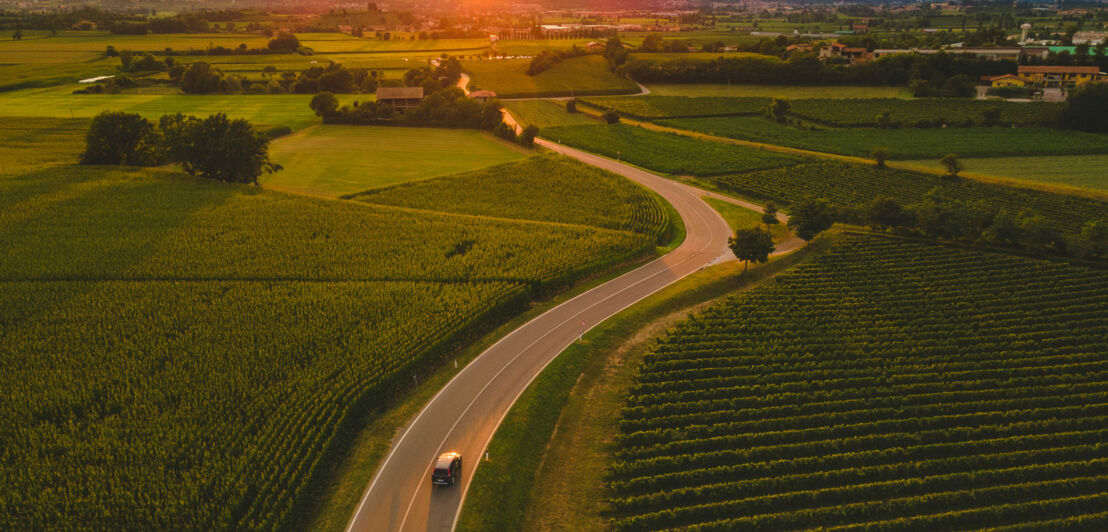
455, 235, 834, 532
297, 199, 686, 532
702, 196, 788, 241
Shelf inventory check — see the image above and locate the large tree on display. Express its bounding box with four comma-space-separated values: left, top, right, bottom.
165, 113, 281, 184
729, 226, 775, 272
787, 198, 835, 243
180, 62, 223, 94
80, 111, 163, 166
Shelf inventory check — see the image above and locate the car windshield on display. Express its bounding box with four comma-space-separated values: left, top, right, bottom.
433, 468, 449, 476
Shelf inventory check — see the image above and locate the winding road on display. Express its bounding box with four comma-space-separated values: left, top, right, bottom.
346, 138, 796, 532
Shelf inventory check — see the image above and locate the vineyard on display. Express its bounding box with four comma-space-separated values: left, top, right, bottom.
349, 155, 671, 243
0, 119, 666, 529
710, 162, 1108, 235
577, 97, 1061, 127
610, 235, 1108, 531
580, 96, 770, 119
658, 116, 1108, 159
787, 98, 1063, 127
541, 124, 801, 176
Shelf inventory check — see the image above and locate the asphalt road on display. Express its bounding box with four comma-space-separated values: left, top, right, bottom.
346, 139, 786, 532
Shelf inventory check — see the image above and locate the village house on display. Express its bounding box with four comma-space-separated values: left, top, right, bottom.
981, 74, 1032, 88
1017, 66, 1105, 89
467, 90, 497, 103
375, 87, 424, 111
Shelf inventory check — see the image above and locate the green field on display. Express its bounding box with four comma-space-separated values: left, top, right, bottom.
611, 235, 1108, 531
710, 162, 1106, 235
702, 197, 788, 242
659, 116, 1108, 159
351, 155, 670, 241
644, 83, 909, 99
464, 55, 640, 98
0, 87, 325, 129
581, 96, 769, 119
0, 31, 487, 55
541, 124, 801, 176
503, 100, 599, 128
265, 125, 529, 196
903, 155, 1108, 194
0, 116, 663, 530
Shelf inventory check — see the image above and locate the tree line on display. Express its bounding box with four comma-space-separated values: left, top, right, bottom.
80, 111, 281, 184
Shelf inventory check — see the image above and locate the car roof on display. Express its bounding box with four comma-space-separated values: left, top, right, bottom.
435, 451, 459, 469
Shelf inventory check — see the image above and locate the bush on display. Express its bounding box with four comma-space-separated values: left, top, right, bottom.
519, 125, 539, 148
603, 111, 620, 124
268, 32, 300, 52
264, 125, 293, 139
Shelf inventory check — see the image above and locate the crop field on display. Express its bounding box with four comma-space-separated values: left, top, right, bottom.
463, 55, 640, 98
0, 59, 119, 92
659, 116, 1108, 159
580, 96, 769, 119
711, 162, 1107, 235
609, 235, 1108, 532
0, 87, 323, 129
903, 155, 1108, 194
541, 124, 801, 176
265, 125, 528, 196
786, 99, 1063, 127
503, 100, 598, 128
0, 117, 663, 530
644, 83, 908, 99
350, 155, 670, 241
0, 31, 487, 55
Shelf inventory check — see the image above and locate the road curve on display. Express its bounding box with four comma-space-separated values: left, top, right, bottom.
345, 140, 736, 532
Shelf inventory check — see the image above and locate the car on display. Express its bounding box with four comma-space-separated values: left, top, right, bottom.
431, 451, 462, 486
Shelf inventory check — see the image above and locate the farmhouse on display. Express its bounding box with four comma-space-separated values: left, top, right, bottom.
981, 74, 1031, 88
375, 87, 424, 111
467, 90, 497, 103
1017, 66, 1105, 89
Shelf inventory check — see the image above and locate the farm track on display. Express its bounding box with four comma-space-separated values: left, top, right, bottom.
346, 136, 800, 532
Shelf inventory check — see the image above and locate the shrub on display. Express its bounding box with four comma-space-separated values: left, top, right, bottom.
603, 111, 620, 124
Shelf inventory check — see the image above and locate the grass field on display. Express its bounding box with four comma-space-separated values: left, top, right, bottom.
903, 155, 1108, 194
581, 96, 769, 119
660, 116, 1108, 159
503, 100, 599, 128
0, 116, 663, 530
541, 124, 801, 176
710, 161, 1106, 235
351, 155, 670, 240
644, 83, 910, 99
702, 197, 789, 242
0, 87, 324, 129
610, 234, 1108, 531
265, 125, 529, 196
464, 55, 640, 98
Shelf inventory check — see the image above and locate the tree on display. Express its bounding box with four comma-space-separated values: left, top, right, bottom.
518, 125, 539, 148
767, 97, 790, 122
1071, 219, 1108, 259
262, 65, 277, 77
982, 211, 1021, 247
729, 226, 775, 272
602, 111, 620, 124
13, 29, 23, 41
318, 68, 355, 93
1060, 82, 1108, 133
865, 197, 903, 232
1019, 215, 1063, 255
80, 112, 163, 166
566, 99, 577, 113
787, 198, 835, 243
167, 113, 281, 184
180, 62, 223, 94
310, 92, 340, 119
761, 201, 779, 228
105, 45, 119, 57
870, 147, 890, 168
939, 153, 964, 177
875, 111, 891, 128
268, 32, 300, 52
